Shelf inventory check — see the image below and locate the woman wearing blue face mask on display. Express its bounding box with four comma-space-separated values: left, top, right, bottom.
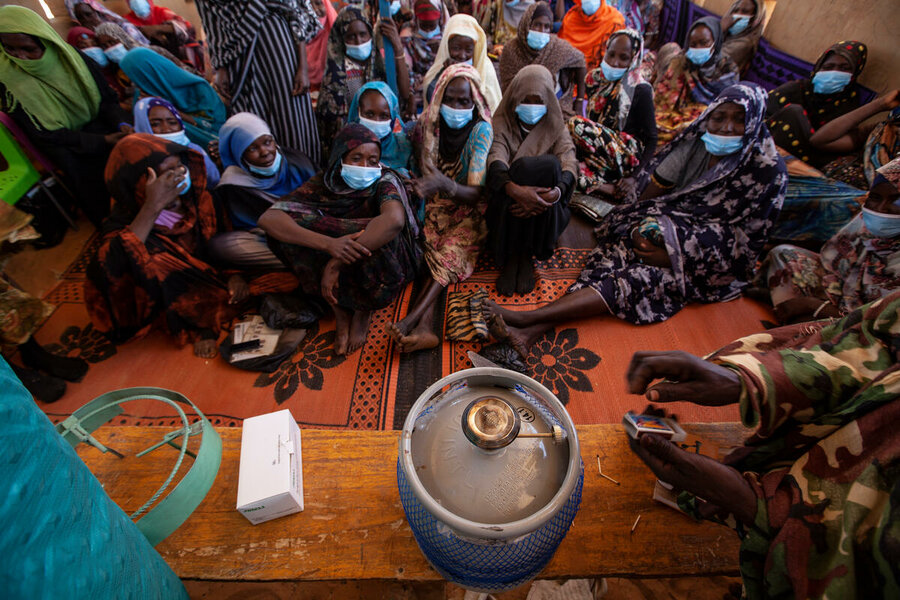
389, 65, 493, 352
719, 0, 764, 75
757, 159, 900, 325
208, 112, 316, 269
317, 7, 410, 162
486, 65, 578, 296
0, 7, 129, 228
347, 82, 414, 177
568, 28, 655, 201
766, 42, 871, 171
652, 16, 738, 144
499, 2, 585, 118
403, 0, 447, 113
422, 14, 502, 114
483, 83, 787, 359
122, 0, 202, 71
133, 97, 220, 189
258, 124, 422, 356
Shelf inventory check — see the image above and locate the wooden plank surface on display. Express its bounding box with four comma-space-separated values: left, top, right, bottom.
77, 424, 748, 582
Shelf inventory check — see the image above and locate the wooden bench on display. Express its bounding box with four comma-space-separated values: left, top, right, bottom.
77, 423, 747, 593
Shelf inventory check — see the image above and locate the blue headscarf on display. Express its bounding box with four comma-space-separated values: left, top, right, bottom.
119, 48, 226, 147
346, 81, 413, 176
217, 112, 313, 199
132, 96, 220, 188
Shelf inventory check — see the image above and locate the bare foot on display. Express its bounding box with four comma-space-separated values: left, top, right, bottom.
486, 313, 550, 361
194, 338, 218, 358
388, 315, 416, 346
347, 309, 371, 355
483, 298, 531, 328
333, 305, 352, 355
397, 323, 439, 353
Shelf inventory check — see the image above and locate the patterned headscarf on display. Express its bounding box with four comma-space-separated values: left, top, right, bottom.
584, 28, 646, 130
876, 156, 900, 190
421, 63, 492, 166
323, 123, 382, 195
64, 0, 150, 44
103, 133, 215, 240
94, 22, 140, 50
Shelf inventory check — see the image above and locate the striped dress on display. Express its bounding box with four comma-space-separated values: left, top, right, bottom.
195, 0, 323, 165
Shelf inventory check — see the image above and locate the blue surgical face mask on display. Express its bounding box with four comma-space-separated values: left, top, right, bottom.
515, 103, 547, 125
390, 0, 401, 15
728, 15, 751, 36
129, 0, 152, 19
685, 45, 713, 65
527, 30, 550, 51
812, 70, 852, 95
82, 46, 108, 67
177, 167, 192, 195
104, 43, 128, 64
341, 162, 382, 190
862, 207, 900, 238
248, 151, 283, 177
155, 129, 191, 147
358, 115, 393, 140
506, 0, 520, 6
601, 59, 627, 81
440, 104, 474, 129
701, 131, 743, 156
581, 0, 601, 16
345, 39, 372, 62
419, 26, 441, 40
459, 57, 473, 66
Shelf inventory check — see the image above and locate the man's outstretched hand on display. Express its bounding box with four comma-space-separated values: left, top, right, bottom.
626, 350, 743, 406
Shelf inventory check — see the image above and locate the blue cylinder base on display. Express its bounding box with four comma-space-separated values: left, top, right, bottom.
397, 459, 584, 593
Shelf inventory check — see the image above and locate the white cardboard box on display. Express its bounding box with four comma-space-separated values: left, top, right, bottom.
236, 409, 304, 524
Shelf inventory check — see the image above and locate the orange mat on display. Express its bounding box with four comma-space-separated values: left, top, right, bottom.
34, 239, 772, 429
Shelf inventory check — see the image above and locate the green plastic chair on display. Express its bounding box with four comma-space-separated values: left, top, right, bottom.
0, 121, 40, 206
0, 117, 76, 228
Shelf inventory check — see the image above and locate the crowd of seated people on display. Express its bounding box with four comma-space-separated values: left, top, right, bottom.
2, 3, 899, 593
1, 0, 898, 389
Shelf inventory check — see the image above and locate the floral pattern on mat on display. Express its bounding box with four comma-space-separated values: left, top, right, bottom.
254, 323, 346, 402
46, 323, 117, 363
527, 328, 600, 405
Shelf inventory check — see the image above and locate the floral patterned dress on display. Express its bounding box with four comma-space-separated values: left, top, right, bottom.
569, 83, 787, 324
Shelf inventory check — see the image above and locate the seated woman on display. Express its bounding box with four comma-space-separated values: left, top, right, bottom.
568, 28, 656, 197
0, 6, 129, 227
119, 47, 226, 147
347, 82, 414, 176
498, 2, 585, 119
486, 83, 787, 356
557, 0, 624, 71
85, 135, 296, 357
94, 22, 197, 75
423, 13, 502, 114
653, 16, 738, 143
210, 112, 316, 269
258, 124, 422, 356
759, 158, 900, 325
65, 0, 150, 45
133, 96, 219, 188
488, 0, 536, 51
317, 6, 410, 160
122, 0, 201, 70
719, 0, 765, 76
404, 0, 446, 112
486, 64, 578, 296
389, 64, 493, 352
65, 25, 127, 100
766, 42, 870, 171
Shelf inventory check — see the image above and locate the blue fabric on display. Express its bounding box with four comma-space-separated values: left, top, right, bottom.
770, 174, 864, 242
0, 357, 188, 599
217, 112, 314, 198
120, 48, 226, 147
133, 96, 220, 188
346, 81, 413, 175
